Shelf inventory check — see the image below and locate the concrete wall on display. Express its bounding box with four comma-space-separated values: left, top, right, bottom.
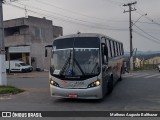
26, 16, 53, 70
147, 57, 160, 64
53, 25, 63, 38
4, 18, 27, 28
5, 35, 29, 47
4, 16, 63, 70
28, 16, 53, 43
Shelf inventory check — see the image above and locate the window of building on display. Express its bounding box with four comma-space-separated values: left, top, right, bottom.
4, 27, 20, 37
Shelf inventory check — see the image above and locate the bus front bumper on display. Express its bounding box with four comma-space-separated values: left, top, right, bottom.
50, 85, 103, 99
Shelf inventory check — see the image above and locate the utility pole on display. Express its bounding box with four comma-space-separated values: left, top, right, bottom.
0, 0, 7, 86
25, 6, 27, 18
123, 1, 137, 71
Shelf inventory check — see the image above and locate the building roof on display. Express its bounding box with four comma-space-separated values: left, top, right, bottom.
4, 16, 52, 28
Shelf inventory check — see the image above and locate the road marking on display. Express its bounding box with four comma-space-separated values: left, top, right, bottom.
122, 74, 135, 78
157, 76, 160, 78
133, 74, 150, 78
123, 73, 160, 79
144, 74, 160, 78
123, 73, 142, 77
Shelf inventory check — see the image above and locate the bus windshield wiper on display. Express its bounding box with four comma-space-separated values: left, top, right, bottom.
91, 62, 99, 74
73, 57, 85, 76
59, 50, 71, 75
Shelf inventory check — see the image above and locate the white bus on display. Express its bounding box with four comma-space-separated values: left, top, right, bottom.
45, 33, 124, 99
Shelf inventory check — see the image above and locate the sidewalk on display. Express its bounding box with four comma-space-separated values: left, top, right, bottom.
7, 71, 49, 78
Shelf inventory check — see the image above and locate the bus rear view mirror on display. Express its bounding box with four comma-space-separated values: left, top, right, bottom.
101, 43, 108, 56
45, 49, 48, 57
101, 43, 108, 64
45, 45, 52, 57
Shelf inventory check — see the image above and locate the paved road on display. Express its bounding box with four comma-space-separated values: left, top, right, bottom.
123, 70, 160, 79
0, 70, 160, 119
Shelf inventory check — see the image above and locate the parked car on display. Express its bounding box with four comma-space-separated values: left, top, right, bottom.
6, 60, 33, 73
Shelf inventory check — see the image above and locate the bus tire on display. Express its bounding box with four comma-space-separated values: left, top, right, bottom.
107, 76, 113, 94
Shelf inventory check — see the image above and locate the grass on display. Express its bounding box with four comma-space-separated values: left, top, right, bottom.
0, 86, 24, 95
134, 65, 157, 71
134, 67, 154, 71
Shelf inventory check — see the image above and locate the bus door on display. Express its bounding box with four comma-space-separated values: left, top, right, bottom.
101, 38, 111, 95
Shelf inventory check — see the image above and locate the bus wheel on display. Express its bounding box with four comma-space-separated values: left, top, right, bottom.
107, 77, 113, 94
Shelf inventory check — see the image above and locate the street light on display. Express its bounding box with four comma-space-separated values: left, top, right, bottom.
132, 13, 147, 27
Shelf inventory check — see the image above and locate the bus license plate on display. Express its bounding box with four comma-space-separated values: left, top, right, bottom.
68, 94, 78, 98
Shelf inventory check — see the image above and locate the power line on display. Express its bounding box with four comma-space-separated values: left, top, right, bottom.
133, 30, 160, 44
134, 5, 160, 26
108, 0, 160, 26
18, 0, 156, 26
34, 0, 114, 22
15, 2, 111, 27
33, 0, 131, 24
133, 20, 157, 25
14, 1, 128, 30
5, 2, 128, 32
134, 24, 160, 43
30, 0, 160, 27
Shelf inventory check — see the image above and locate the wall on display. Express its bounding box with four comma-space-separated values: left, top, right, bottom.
4, 16, 63, 70
27, 16, 53, 70
53, 25, 63, 38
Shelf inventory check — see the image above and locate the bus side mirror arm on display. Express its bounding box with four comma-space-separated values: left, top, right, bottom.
101, 43, 108, 64
45, 45, 52, 57
45, 49, 48, 57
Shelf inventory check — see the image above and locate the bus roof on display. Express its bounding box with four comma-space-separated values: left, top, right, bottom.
55, 33, 123, 44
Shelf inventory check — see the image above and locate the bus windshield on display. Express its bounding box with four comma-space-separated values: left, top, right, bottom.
50, 37, 100, 79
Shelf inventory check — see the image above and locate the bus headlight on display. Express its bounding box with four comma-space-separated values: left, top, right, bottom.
50, 78, 60, 87
50, 80, 54, 85
87, 80, 100, 88
95, 80, 100, 86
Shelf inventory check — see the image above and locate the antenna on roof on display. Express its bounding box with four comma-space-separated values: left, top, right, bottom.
77, 31, 81, 34
25, 6, 28, 18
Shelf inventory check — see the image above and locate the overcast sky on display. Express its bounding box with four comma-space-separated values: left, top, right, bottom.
2, 0, 160, 52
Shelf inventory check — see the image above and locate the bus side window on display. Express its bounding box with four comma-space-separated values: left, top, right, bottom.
109, 40, 112, 57
114, 41, 118, 57
110, 41, 115, 57
120, 44, 123, 55
116, 42, 120, 56
120, 44, 124, 55
119, 44, 121, 55
106, 40, 111, 58
119, 43, 122, 55
115, 42, 118, 56
102, 44, 108, 64
113, 42, 116, 56
118, 43, 122, 55
122, 44, 124, 55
